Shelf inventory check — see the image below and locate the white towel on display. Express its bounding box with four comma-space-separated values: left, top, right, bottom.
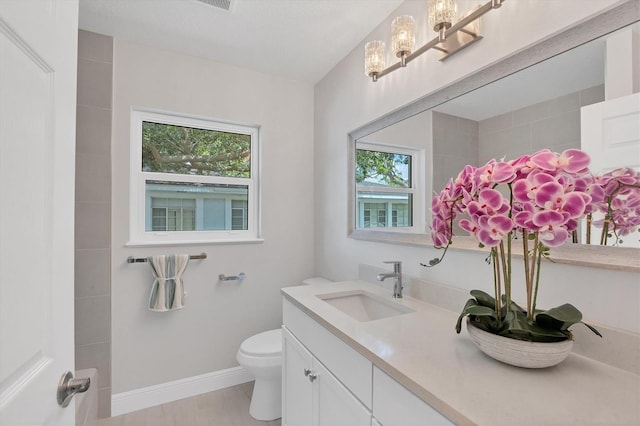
147, 254, 190, 312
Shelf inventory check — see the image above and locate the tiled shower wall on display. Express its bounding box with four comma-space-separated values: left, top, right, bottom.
432, 111, 479, 195
432, 85, 605, 185
75, 29, 113, 418
478, 85, 605, 163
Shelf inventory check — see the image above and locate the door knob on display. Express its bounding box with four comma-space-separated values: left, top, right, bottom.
57, 371, 91, 407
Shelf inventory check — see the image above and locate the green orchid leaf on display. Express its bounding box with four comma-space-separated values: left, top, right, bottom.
455, 298, 497, 333
456, 299, 478, 334
499, 295, 526, 313
468, 316, 501, 334
499, 311, 568, 342
470, 290, 496, 309
509, 300, 527, 313
535, 304, 583, 331
466, 306, 496, 316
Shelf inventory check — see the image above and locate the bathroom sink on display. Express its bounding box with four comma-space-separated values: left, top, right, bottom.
317, 290, 414, 322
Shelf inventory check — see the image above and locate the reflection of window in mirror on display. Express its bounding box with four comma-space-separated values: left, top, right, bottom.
355, 142, 424, 232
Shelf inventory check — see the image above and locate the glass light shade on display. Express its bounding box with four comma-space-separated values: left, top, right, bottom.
391, 15, 415, 58
428, 0, 457, 32
364, 40, 386, 77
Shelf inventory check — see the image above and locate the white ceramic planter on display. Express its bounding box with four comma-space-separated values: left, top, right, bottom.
466, 319, 573, 368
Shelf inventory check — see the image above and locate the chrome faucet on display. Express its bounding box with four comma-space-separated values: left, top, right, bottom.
376, 261, 403, 298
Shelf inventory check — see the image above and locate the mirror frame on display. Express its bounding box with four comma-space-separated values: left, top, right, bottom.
348, 0, 639, 273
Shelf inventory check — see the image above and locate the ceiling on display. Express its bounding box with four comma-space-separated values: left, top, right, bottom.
78, 0, 404, 84
434, 21, 639, 121
433, 35, 607, 121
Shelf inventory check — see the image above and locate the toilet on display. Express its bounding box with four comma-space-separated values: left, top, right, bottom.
236, 277, 331, 421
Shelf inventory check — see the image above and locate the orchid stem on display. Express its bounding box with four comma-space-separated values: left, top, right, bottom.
527, 232, 542, 321
531, 240, 542, 319
492, 248, 502, 320
522, 229, 531, 316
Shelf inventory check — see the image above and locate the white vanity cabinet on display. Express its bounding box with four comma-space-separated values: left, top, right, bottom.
282, 299, 372, 426
282, 297, 453, 426
282, 328, 371, 426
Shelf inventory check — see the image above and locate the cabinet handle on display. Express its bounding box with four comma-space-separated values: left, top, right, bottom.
303, 368, 317, 382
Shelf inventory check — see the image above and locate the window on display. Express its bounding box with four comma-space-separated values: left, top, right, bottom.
129, 110, 260, 244
354, 142, 423, 232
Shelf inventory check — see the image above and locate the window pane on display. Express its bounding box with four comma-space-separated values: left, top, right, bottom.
392, 202, 411, 227
145, 181, 248, 231
142, 121, 251, 177
356, 192, 413, 229
203, 199, 225, 230
231, 200, 248, 230
151, 207, 167, 231
355, 149, 411, 188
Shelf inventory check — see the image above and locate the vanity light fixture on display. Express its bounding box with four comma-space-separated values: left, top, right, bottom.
392, 15, 416, 66
364, 40, 386, 82
429, 0, 457, 42
364, 0, 505, 82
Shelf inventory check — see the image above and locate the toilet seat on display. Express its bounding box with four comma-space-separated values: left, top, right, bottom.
239, 329, 282, 357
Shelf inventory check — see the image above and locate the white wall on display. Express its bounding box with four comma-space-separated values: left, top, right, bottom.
111, 40, 314, 393
314, 0, 640, 333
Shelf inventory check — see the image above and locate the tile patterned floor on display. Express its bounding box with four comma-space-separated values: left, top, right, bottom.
95, 382, 281, 426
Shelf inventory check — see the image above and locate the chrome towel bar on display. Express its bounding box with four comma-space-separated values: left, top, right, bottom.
127, 253, 207, 263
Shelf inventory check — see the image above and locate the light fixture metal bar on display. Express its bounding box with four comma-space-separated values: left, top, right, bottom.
459, 28, 478, 37
373, 0, 504, 81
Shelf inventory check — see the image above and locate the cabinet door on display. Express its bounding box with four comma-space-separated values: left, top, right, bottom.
373, 367, 453, 426
283, 327, 313, 426
314, 360, 371, 426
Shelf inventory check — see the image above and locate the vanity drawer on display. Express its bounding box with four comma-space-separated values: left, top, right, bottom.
373, 366, 453, 426
283, 298, 373, 409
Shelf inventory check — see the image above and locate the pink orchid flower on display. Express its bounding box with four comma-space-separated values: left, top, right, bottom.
474, 160, 516, 188
476, 215, 514, 247
528, 149, 590, 174
467, 188, 510, 218
534, 181, 590, 220
512, 170, 555, 202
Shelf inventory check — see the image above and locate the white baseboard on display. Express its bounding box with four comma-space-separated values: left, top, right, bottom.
111, 366, 253, 416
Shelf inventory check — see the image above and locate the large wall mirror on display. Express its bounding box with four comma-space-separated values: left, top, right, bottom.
349, 1, 639, 272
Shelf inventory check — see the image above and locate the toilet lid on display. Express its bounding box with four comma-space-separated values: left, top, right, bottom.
240, 328, 282, 357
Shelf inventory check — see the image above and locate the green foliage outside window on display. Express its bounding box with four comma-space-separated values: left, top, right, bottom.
355, 149, 410, 188
142, 121, 251, 177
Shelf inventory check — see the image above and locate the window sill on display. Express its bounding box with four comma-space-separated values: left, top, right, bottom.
125, 238, 265, 247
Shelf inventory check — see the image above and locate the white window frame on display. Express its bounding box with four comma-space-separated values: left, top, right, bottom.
128, 109, 261, 246
354, 141, 425, 234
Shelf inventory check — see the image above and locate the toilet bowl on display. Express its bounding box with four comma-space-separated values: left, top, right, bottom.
237, 329, 283, 421
237, 277, 331, 420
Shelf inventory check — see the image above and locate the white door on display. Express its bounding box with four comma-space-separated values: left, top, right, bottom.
581, 93, 640, 175
0, 0, 79, 425
581, 93, 640, 248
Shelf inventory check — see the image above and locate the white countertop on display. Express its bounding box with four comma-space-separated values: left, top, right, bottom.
281, 281, 640, 426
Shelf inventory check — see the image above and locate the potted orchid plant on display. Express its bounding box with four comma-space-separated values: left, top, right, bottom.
425, 148, 639, 363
